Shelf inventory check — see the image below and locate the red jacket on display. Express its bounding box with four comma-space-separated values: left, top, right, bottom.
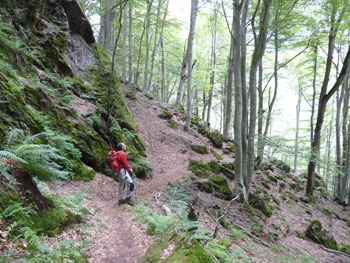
117, 151, 131, 173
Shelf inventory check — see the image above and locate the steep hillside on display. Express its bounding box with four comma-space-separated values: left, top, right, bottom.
0, 1, 149, 262
2, 1, 350, 263
0, 0, 147, 176
122, 85, 350, 263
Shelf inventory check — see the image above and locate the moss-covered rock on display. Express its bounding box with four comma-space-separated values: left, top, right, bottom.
210, 149, 223, 160
306, 220, 338, 250
191, 145, 208, 154
219, 163, 235, 179
207, 130, 223, 148
197, 175, 234, 200
167, 119, 178, 129
139, 223, 215, 263
249, 193, 273, 217
299, 196, 313, 204
315, 187, 329, 199
159, 109, 173, 120
188, 160, 213, 178
208, 160, 221, 174
125, 91, 137, 100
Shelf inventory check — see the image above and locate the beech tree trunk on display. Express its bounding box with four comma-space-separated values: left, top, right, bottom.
184, 0, 199, 132
121, 6, 128, 81
147, 0, 169, 93
206, 2, 218, 125
246, 0, 271, 189
161, 38, 167, 101
294, 80, 302, 174
128, 2, 133, 83
142, 2, 152, 91
176, 42, 188, 106
232, 0, 245, 198
307, 43, 350, 196
98, 0, 114, 55
223, 6, 235, 140
134, 2, 152, 86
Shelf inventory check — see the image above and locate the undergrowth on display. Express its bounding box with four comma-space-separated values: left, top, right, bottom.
127, 183, 251, 263
0, 187, 91, 263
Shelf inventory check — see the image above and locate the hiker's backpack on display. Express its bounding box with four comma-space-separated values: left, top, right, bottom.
107, 144, 120, 172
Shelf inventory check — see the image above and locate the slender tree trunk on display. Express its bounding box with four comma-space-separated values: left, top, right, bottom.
98, 0, 114, 55
262, 23, 278, 162
306, 5, 347, 195
161, 38, 167, 101
184, 0, 199, 132
147, 0, 169, 93
128, 2, 133, 83
311, 44, 318, 144
294, 80, 302, 174
257, 60, 264, 162
232, 0, 246, 199
339, 67, 350, 202
142, 2, 152, 91
307, 50, 350, 196
202, 89, 207, 121
135, 2, 152, 86
246, 0, 271, 190
121, 6, 128, 81
223, 7, 235, 139
207, 2, 218, 125
146, 0, 163, 92
240, 0, 250, 188
325, 99, 335, 188
176, 42, 188, 106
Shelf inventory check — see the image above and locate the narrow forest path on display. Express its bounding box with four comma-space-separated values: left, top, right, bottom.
55, 85, 232, 263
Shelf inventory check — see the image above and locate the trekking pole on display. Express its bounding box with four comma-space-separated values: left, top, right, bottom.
131, 171, 139, 203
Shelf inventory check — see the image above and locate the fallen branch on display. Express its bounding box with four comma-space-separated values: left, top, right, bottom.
200, 241, 221, 263
212, 196, 239, 238
231, 223, 271, 248
322, 247, 350, 258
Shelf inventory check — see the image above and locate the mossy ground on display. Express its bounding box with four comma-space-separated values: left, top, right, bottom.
139, 223, 215, 263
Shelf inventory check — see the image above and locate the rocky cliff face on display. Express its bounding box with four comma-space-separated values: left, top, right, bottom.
0, 0, 148, 178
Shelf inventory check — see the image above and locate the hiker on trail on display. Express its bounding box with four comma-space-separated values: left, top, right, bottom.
116, 143, 135, 206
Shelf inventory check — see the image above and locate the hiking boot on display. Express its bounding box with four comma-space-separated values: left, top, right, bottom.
125, 198, 134, 206
118, 199, 125, 205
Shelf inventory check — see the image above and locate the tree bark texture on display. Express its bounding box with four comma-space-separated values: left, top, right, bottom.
184, 0, 199, 132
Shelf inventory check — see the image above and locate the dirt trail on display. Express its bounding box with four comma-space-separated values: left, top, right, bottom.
57, 86, 230, 263
123, 84, 233, 199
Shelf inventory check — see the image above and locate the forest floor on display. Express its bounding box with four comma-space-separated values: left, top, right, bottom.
50, 83, 233, 263
49, 83, 350, 263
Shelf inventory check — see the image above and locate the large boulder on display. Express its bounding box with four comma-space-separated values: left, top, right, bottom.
248, 193, 273, 217
197, 175, 234, 200
306, 220, 338, 250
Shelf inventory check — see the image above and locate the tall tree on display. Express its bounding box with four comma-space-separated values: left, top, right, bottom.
134, 1, 152, 86
184, 0, 199, 131
128, 1, 133, 83
121, 4, 128, 81
98, 0, 114, 55
306, 1, 350, 195
142, 1, 152, 91
206, 1, 218, 125
246, 0, 271, 189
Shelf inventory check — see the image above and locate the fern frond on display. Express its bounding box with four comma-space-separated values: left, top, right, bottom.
4, 128, 24, 146
0, 166, 18, 184
0, 150, 26, 163
20, 226, 41, 251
